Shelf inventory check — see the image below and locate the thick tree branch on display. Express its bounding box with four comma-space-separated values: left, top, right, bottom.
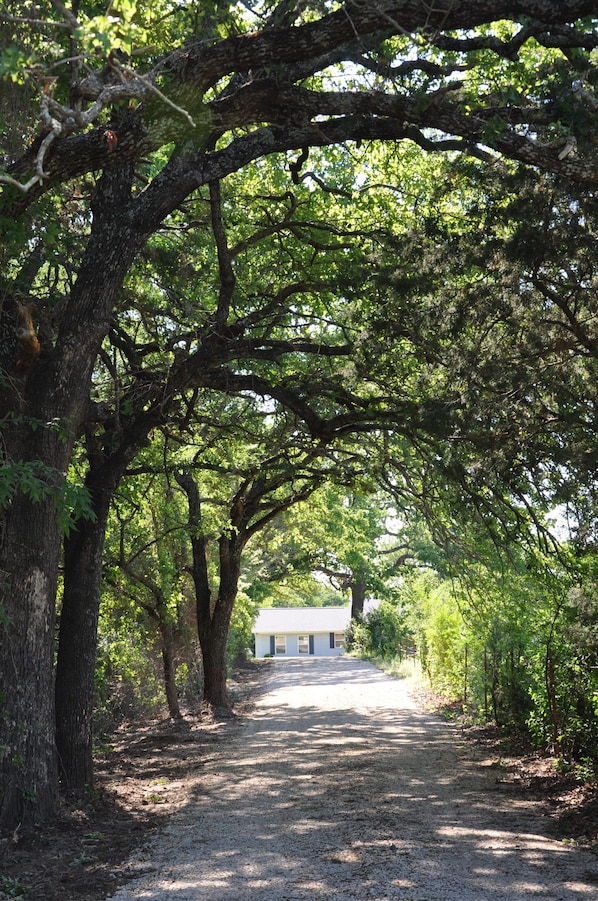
209, 179, 236, 330
3, 0, 598, 211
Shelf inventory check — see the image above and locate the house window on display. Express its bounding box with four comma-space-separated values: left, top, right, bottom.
297, 635, 309, 654
334, 632, 345, 649
275, 635, 286, 655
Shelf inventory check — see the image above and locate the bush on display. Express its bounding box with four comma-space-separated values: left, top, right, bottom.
345, 616, 371, 655
94, 630, 164, 733
226, 590, 258, 666
345, 601, 410, 660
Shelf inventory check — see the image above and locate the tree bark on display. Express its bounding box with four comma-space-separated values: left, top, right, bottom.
0, 165, 139, 826
55, 459, 117, 791
0, 347, 100, 824
197, 586, 237, 711
4, 0, 598, 220
160, 620, 182, 720
56, 395, 178, 791
350, 577, 366, 620
0, 491, 61, 826
56, 521, 107, 791
175, 470, 243, 710
198, 536, 243, 709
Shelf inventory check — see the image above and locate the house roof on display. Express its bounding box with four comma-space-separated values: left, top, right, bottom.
253, 606, 351, 634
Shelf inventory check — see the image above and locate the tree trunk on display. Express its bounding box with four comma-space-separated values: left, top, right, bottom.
199, 535, 243, 708
160, 620, 182, 720
546, 648, 561, 756
197, 590, 239, 708
56, 406, 167, 791
175, 470, 243, 710
0, 358, 88, 825
0, 164, 139, 827
197, 614, 231, 709
194, 550, 240, 710
0, 491, 62, 826
55, 479, 113, 792
350, 576, 366, 620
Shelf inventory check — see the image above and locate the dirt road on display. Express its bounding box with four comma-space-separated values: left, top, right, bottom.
106, 657, 598, 900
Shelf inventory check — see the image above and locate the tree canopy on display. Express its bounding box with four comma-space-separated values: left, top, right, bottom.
3, 0, 598, 830
3, 1, 598, 214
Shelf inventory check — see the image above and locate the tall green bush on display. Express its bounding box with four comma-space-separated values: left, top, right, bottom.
94, 620, 164, 734
227, 591, 258, 665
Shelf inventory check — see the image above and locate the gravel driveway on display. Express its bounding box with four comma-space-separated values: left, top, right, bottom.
106, 657, 598, 900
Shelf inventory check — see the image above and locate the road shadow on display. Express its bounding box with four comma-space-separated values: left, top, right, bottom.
109, 657, 598, 901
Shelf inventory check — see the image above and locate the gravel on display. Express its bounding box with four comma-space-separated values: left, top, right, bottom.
106, 656, 598, 900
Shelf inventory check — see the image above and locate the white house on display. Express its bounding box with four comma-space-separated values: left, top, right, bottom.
253, 606, 351, 658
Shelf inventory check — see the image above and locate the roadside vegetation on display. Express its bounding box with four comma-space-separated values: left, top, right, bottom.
347, 556, 598, 787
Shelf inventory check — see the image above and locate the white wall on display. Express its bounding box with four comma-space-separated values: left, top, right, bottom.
254, 632, 345, 658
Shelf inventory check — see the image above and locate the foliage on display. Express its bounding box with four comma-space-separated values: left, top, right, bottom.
526, 579, 598, 768
0, 452, 94, 537
242, 483, 418, 612
226, 590, 257, 664
0, 875, 30, 900
246, 569, 340, 609
357, 157, 598, 548
4, 0, 598, 826
409, 574, 467, 698
99, 460, 200, 717
345, 600, 410, 660
366, 546, 598, 775
94, 613, 164, 733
